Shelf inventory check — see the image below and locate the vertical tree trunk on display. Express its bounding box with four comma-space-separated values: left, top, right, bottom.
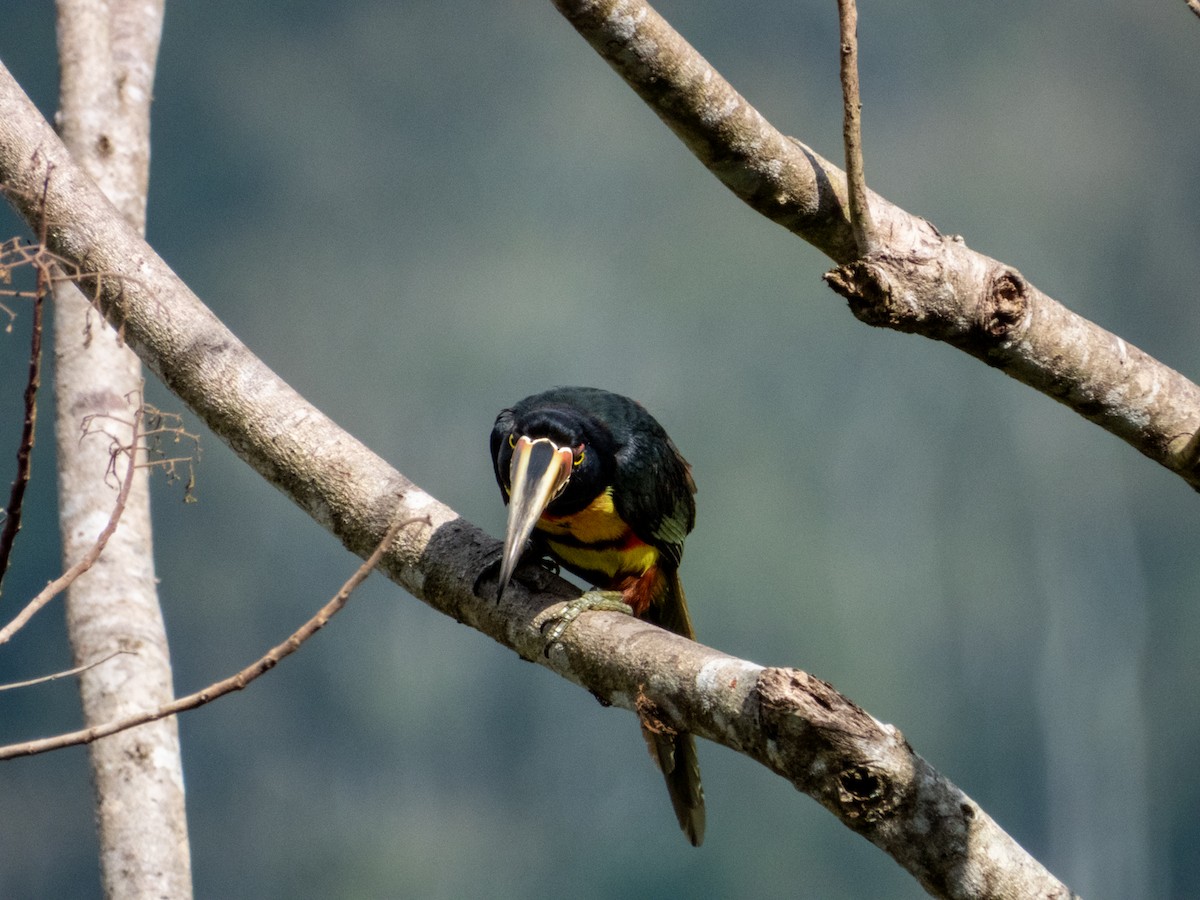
52, 2, 192, 896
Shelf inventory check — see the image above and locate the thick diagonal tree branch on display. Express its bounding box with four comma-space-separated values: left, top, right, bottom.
0, 61, 1075, 898
552, 0, 1200, 491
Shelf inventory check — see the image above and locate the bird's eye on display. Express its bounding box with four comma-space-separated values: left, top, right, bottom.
573, 446, 585, 467
508, 433, 516, 449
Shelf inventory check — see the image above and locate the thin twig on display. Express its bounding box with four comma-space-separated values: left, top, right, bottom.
0, 274, 43, 595
0, 180, 52, 597
0, 406, 142, 646
139, 404, 201, 501
0, 650, 134, 692
0, 510, 427, 760
837, 0, 875, 254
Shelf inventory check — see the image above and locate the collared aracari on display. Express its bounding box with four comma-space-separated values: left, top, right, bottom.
490, 386, 705, 846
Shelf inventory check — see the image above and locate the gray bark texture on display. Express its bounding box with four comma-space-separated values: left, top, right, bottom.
51, 2, 192, 897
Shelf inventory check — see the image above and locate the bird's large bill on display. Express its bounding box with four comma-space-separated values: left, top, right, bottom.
497, 436, 573, 599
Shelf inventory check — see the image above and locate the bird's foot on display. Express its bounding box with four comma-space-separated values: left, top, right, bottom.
542, 589, 633, 649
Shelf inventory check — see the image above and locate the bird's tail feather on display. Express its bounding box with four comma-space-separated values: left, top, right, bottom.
644, 726, 706, 846
642, 568, 705, 845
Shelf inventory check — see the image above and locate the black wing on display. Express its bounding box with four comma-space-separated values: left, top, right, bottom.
610, 404, 696, 569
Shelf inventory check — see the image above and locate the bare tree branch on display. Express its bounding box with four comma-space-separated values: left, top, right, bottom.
550, 0, 1200, 492
0, 405, 140, 646
51, 1, 188, 897
0, 253, 44, 594
0, 176, 54, 596
836, 0, 875, 254
0, 60, 1077, 898
0, 650, 133, 692
0, 511, 426, 759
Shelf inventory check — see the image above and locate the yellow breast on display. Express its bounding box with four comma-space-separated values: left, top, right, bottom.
537, 487, 625, 542
537, 487, 658, 581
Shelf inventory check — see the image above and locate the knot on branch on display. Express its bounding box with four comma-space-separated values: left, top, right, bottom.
823, 252, 954, 336
824, 250, 953, 337
837, 764, 892, 822
753, 667, 910, 824
823, 256, 896, 327
981, 268, 1029, 337
824, 251, 1035, 362
1169, 427, 1200, 484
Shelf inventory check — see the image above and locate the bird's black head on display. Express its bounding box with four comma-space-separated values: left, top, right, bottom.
491, 399, 618, 514
490, 388, 622, 597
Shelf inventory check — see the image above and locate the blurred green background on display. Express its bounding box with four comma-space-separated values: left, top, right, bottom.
2, 1, 1198, 897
